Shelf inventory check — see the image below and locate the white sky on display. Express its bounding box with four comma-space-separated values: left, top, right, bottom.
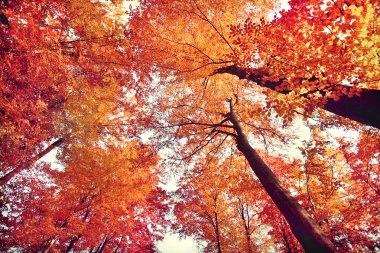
156, 234, 199, 253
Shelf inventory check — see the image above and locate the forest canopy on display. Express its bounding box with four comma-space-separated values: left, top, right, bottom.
0, 0, 379, 252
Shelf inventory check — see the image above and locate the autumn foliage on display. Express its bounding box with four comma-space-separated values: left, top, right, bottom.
1, 0, 379, 252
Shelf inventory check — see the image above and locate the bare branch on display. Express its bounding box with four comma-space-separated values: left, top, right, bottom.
160, 36, 215, 62
192, 0, 236, 54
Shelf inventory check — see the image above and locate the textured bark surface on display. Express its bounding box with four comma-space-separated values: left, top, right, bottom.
227, 102, 336, 253
215, 65, 380, 129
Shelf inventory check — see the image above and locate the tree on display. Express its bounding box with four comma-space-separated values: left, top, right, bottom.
1, 0, 70, 173
164, 78, 379, 251
128, 0, 380, 128
256, 125, 380, 252
0, 0, 133, 184
2, 141, 169, 252
226, 0, 380, 128
177, 99, 334, 250
174, 155, 272, 252
0, 77, 131, 186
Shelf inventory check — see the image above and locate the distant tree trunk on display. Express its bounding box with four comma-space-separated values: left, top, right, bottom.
42, 238, 56, 253
244, 225, 253, 253
65, 234, 82, 253
283, 232, 293, 253
215, 65, 380, 129
205, 195, 224, 253
95, 236, 109, 253
238, 200, 253, 253
0, 137, 64, 187
214, 211, 223, 253
227, 100, 336, 253
113, 236, 123, 253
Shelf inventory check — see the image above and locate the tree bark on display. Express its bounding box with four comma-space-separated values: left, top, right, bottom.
214, 211, 223, 253
239, 202, 253, 253
227, 101, 336, 253
0, 137, 64, 187
245, 229, 253, 253
215, 65, 380, 129
282, 231, 294, 253
95, 237, 109, 253
65, 234, 82, 253
42, 238, 56, 253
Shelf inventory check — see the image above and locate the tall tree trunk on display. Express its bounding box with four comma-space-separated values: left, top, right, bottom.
0, 137, 64, 187
215, 65, 380, 129
227, 100, 336, 253
214, 211, 223, 253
